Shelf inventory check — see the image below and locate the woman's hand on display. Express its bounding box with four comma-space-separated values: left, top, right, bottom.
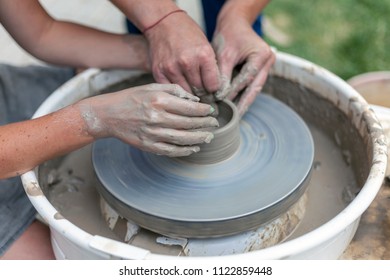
79, 83, 219, 157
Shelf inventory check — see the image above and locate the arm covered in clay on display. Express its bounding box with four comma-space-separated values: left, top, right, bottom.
0, 0, 149, 70
0, 84, 217, 179
110, 0, 221, 96
212, 0, 275, 116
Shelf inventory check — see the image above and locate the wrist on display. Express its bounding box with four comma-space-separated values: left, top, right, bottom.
112, 0, 179, 31
142, 9, 187, 34
214, 17, 248, 42
143, 9, 190, 41
122, 35, 151, 71
76, 99, 106, 139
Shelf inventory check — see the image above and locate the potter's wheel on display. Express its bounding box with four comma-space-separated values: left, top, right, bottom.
92, 94, 314, 238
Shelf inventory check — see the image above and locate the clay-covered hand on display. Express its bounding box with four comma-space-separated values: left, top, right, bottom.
212, 21, 275, 116
78, 84, 218, 157
144, 12, 220, 98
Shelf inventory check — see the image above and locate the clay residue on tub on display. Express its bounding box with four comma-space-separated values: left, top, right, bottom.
38, 146, 120, 241
303, 64, 317, 75
341, 101, 390, 259
264, 76, 370, 187
54, 212, 64, 220
25, 181, 44, 196
362, 108, 388, 152
286, 124, 359, 238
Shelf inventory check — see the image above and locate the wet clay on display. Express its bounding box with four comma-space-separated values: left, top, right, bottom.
182, 99, 240, 164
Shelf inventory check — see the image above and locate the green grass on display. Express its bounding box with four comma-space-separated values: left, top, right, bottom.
263, 0, 390, 80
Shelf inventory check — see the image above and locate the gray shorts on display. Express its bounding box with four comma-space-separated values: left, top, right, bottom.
0, 64, 74, 255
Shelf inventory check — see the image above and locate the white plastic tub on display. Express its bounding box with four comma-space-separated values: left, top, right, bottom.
21, 52, 387, 259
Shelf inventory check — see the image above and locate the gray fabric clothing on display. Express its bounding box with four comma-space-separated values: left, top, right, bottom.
0, 64, 74, 255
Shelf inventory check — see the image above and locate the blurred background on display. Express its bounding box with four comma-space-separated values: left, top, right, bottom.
263, 0, 390, 80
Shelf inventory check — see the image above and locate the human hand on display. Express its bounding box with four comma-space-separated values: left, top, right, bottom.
212, 21, 275, 116
79, 84, 218, 157
144, 12, 220, 99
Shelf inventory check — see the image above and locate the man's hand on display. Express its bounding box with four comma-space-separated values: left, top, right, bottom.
144, 12, 221, 98
212, 21, 275, 116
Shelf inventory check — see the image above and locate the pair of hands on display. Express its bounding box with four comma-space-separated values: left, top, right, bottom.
144, 10, 275, 116
83, 7, 275, 157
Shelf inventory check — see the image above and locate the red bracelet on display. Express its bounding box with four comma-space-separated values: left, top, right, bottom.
142, 9, 187, 33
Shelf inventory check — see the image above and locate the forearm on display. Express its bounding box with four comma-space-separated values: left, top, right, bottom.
29, 21, 149, 70
0, 104, 93, 179
110, 0, 179, 31
0, 0, 149, 70
216, 0, 270, 28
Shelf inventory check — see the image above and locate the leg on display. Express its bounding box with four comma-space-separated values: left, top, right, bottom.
0, 64, 74, 258
0, 64, 74, 123
0, 220, 54, 260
